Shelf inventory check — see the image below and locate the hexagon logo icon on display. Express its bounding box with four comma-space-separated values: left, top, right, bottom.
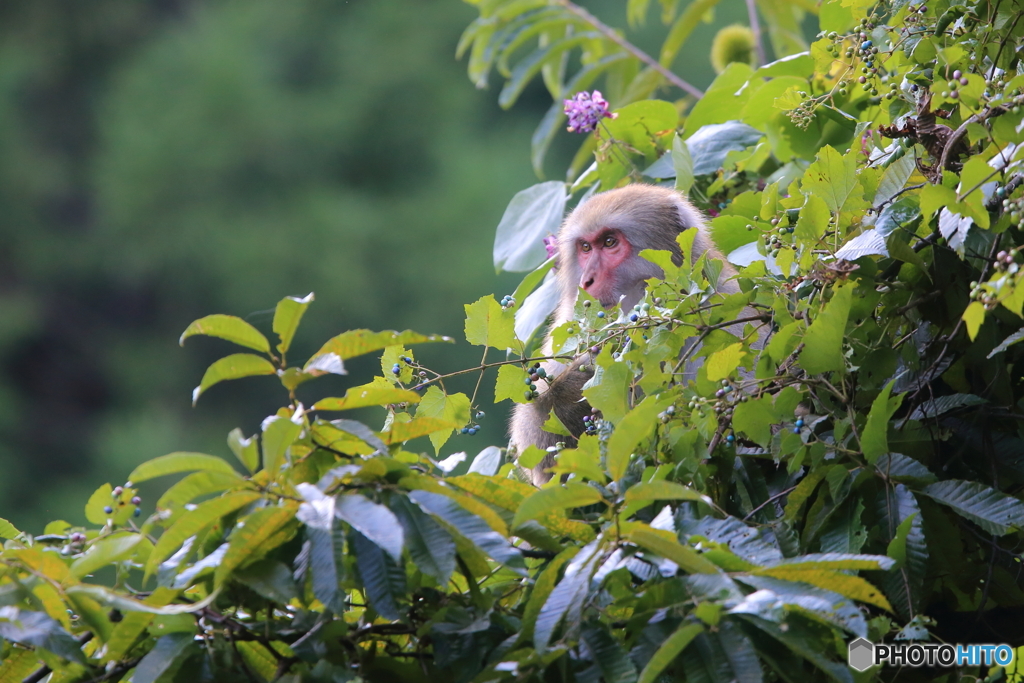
848, 638, 874, 672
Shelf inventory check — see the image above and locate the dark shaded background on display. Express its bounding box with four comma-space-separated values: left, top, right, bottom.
0, 0, 725, 531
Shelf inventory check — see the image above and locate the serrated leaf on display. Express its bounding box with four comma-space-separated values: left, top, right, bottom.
305, 329, 452, 370
332, 492, 404, 562
801, 282, 853, 374
920, 480, 1024, 536
272, 293, 313, 355
294, 484, 343, 613
626, 524, 719, 574
802, 145, 867, 215
705, 342, 746, 381
214, 504, 297, 586
495, 364, 532, 404
390, 494, 456, 585
637, 622, 703, 683
464, 295, 516, 350
146, 491, 262, 580
581, 621, 638, 683
351, 529, 403, 620
192, 353, 277, 404
384, 416, 456, 444
835, 229, 887, 260
732, 395, 776, 448
129, 452, 237, 484
409, 490, 525, 574
156, 471, 244, 513
313, 385, 421, 412
989, 328, 1024, 358
861, 380, 904, 465
415, 387, 471, 454
607, 396, 666, 481
179, 314, 271, 354
70, 533, 142, 579
512, 482, 605, 529
686, 122, 763, 175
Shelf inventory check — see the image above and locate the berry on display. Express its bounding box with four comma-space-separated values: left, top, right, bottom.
629, 313, 639, 322
131, 496, 141, 505
392, 365, 401, 375
112, 486, 123, 497
134, 508, 142, 517
103, 506, 113, 515
468, 427, 478, 436
524, 377, 532, 385
461, 427, 469, 434
952, 69, 962, 79
476, 411, 485, 419
792, 427, 801, 433
795, 418, 804, 428
597, 311, 605, 318
525, 390, 533, 400
536, 368, 547, 378
726, 434, 735, 443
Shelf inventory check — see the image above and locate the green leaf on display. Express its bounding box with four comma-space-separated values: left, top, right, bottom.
660, 0, 724, 67
682, 62, 754, 137
705, 342, 745, 382
886, 513, 916, 568
607, 396, 667, 481
129, 452, 236, 484
272, 293, 313, 355
494, 181, 567, 273
0, 608, 85, 663
227, 428, 259, 473
214, 504, 297, 586
313, 384, 421, 412
132, 633, 194, 683
672, 134, 694, 193
861, 379, 903, 465
753, 566, 892, 611
305, 329, 452, 370
534, 541, 603, 651
334, 492, 404, 562
156, 471, 244, 513
801, 145, 867, 215
178, 314, 271, 354
351, 529, 403, 620
0, 517, 21, 540
409, 490, 525, 574
580, 622, 638, 683
390, 494, 456, 585
146, 491, 262, 580
800, 282, 853, 374
794, 194, 830, 246
332, 418, 389, 453
415, 387, 471, 454
495, 364, 532, 404
962, 301, 986, 341
624, 481, 708, 506
626, 524, 720, 574
637, 622, 703, 683
519, 546, 578, 644
731, 395, 776, 447
512, 482, 605, 529
687, 121, 764, 175
294, 485, 343, 613
920, 480, 1024, 536
70, 533, 142, 579
499, 32, 601, 109
261, 412, 304, 477
464, 295, 516, 349
192, 353, 277, 404
100, 588, 176, 663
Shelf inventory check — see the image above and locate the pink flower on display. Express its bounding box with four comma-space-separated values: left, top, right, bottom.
564, 91, 616, 134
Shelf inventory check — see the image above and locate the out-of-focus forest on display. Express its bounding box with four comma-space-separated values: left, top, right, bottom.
0, 0, 726, 532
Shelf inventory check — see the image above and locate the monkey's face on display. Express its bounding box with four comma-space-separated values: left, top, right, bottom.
575, 227, 632, 307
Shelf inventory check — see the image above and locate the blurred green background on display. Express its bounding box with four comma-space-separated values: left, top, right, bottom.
0, 0, 731, 532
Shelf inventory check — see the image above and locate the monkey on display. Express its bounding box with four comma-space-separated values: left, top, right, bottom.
510, 183, 761, 486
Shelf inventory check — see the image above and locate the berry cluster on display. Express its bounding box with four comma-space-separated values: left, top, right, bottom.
391, 355, 413, 375
970, 248, 1020, 309
582, 407, 600, 435
460, 411, 487, 436
903, 3, 928, 24
999, 191, 1024, 230
500, 295, 516, 309
523, 362, 547, 400
104, 484, 143, 519
763, 216, 794, 258
939, 70, 969, 100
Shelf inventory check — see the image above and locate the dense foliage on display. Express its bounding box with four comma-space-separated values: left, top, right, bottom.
4, 0, 1024, 681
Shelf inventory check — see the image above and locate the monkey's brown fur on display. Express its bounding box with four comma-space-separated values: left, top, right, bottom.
510, 184, 748, 486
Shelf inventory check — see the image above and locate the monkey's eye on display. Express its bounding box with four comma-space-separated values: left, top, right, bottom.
602, 235, 618, 248
580, 241, 591, 253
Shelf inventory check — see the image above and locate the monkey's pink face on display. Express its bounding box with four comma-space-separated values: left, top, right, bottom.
576, 228, 632, 307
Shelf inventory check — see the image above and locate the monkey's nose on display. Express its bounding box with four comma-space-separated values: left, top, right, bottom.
581, 276, 594, 290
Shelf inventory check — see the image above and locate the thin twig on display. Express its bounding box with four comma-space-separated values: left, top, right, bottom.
745, 0, 766, 67
561, 1, 704, 99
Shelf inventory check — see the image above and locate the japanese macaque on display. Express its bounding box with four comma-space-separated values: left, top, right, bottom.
510, 184, 753, 485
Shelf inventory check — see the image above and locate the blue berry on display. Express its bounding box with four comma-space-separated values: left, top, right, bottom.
476, 411, 485, 419
629, 313, 638, 322
134, 508, 142, 517
524, 377, 533, 385
861, 40, 872, 49
792, 427, 801, 433
460, 427, 469, 434
795, 418, 804, 428
726, 434, 735, 443
597, 311, 605, 318
103, 506, 113, 515
468, 427, 478, 435
392, 365, 401, 375
536, 368, 546, 378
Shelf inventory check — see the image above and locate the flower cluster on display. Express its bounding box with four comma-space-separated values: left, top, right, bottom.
564, 90, 616, 134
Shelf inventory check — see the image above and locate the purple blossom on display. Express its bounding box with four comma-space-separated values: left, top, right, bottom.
564, 90, 616, 134
543, 234, 558, 260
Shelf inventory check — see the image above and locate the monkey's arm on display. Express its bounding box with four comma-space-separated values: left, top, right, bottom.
510, 357, 595, 485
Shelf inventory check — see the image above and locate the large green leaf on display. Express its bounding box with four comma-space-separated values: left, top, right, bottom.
351, 529, 404, 620
637, 622, 703, 683
305, 329, 452, 371
534, 540, 604, 651
800, 282, 853, 375
464, 295, 516, 350
334, 491, 404, 562
0, 608, 85, 663
295, 484, 344, 614
192, 353, 277, 404
70, 532, 142, 579
131, 633, 194, 683
409, 490, 525, 574
606, 396, 667, 481
129, 452, 237, 484
920, 480, 1024, 536
493, 181, 567, 273
415, 387, 471, 453
389, 494, 456, 585
214, 504, 297, 586
580, 621, 638, 683
178, 314, 271, 354
512, 482, 605, 529
801, 145, 867, 215
272, 292, 313, 355
860, 380, 904, 464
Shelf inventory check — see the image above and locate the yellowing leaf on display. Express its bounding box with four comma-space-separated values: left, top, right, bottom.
192, 353, 277, 404
801, 145, 867, 215
313, 383, 421, 412
963, 301, 986, 341
705, 342, 745, 381
752, 567, 893, 611
464, 295, 516, 349
626, 524, 719, 574
414, 388, 471, 453
512, 482, 605, 530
